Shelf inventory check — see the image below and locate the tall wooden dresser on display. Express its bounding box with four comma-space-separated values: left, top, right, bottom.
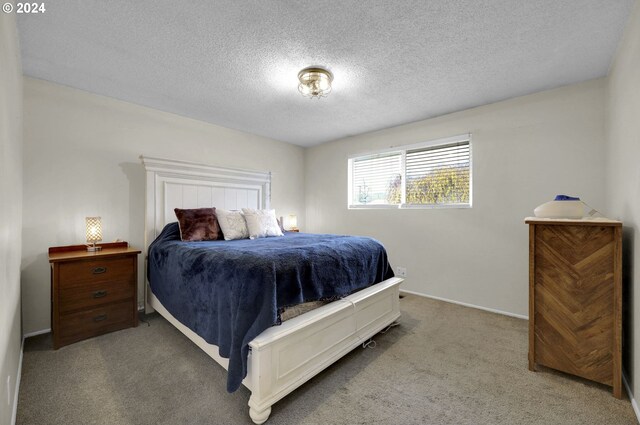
49, 242, 141, 349
526, 218, 622, 398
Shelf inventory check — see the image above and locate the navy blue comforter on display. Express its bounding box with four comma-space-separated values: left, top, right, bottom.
148, 222, 394, 392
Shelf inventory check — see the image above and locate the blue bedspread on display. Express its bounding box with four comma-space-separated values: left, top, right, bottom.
148, 222, 394, 392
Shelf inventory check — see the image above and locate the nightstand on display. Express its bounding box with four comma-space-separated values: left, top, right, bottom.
48, 242, 141, 349
288, 229, 300, 233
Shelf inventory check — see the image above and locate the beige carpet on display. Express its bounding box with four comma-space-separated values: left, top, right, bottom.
17, 294, 637, 425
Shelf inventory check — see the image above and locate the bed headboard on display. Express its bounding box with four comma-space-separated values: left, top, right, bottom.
140, 155, 271, 311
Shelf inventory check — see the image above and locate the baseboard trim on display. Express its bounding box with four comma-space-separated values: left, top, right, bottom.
623, 373, 640, 424
23, 328, 50, 339
10, 337, 24, 425
400, 289, 529, 320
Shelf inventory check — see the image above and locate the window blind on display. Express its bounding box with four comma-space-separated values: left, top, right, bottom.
405, 142, 470, 205
351, 152, 402, 205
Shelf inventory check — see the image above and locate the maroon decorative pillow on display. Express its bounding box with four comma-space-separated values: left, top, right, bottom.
174, 208, 222, 241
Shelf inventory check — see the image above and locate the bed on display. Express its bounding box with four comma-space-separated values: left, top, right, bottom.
141, 156, 402, 423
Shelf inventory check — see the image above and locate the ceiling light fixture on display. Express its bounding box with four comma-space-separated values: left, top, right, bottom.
298, 67, 333, 99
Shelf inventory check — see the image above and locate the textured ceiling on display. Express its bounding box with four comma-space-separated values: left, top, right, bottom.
17, 1, 634, 146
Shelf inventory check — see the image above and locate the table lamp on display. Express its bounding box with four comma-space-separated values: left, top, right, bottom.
86, 216, 103, 252
288, 214, 298, 231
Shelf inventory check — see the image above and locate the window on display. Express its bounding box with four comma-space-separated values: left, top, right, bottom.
351, 152, 402, 206
348, 134, 472, 209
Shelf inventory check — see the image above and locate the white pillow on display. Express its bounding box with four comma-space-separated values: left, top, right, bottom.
215, 209, 249, 240
241, 208, 284, 239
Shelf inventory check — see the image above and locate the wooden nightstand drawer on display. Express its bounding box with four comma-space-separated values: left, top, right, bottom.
59, 301, 133, 340
59, 279, 134, 313
58, 256, 134, 287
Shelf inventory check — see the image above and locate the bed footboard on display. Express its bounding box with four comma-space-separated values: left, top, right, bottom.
148, 277, 402, 424
246, 277, 402, 423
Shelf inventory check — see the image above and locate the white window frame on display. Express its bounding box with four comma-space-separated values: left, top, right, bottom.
348, 134, 473, 210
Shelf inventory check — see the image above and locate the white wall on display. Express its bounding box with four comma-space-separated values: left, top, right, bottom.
22, 78, 305, 334
305, 79, 607, 317
606, 0, 640, 411
0, 4, 23, 424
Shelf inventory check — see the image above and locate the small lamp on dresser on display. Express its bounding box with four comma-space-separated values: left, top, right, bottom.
86, 216, 102, 252
288, 214, 298, 232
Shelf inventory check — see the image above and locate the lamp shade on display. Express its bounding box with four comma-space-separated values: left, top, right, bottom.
86, 217, 103, 243
288, 214, 298, 230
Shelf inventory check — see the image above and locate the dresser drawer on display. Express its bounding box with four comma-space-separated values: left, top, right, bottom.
59, 279, 134, 313
58, 257, 135, 287
58, 300, 134, 339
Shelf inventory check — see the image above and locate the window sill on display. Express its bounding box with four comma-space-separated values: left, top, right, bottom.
348, 203, 472, 210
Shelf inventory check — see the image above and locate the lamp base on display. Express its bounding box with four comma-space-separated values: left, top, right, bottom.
86, 244, 102, 252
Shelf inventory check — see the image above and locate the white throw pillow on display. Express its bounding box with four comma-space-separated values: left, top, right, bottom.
241, 208, 284, 239
215, 209, 249, 240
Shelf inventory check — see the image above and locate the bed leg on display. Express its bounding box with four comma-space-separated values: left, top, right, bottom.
249, 406, 271, 424
144, 281, 156, 314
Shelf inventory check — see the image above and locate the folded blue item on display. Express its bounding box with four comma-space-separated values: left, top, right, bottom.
554, 195, 580, 201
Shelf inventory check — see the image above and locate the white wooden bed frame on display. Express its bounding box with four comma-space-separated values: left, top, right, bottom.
141, 156, 402, 424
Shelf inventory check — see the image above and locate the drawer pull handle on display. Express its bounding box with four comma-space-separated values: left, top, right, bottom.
93, 290, 108, 298
92, 267, 107, 274
93, 314, 108, 322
